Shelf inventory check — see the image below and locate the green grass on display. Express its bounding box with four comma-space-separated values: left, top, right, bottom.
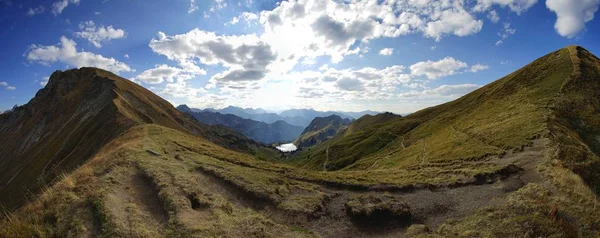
3, 46, 600, 237
288, 47, 573, 175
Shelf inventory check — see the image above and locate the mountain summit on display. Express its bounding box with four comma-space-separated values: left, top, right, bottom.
0, 67, 268, 211
1, 46, 600, 237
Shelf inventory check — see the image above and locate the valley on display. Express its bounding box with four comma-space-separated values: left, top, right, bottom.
1, 46, 600, 237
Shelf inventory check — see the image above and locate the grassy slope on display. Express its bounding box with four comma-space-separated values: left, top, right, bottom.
0, 125, 326, 237
2, 47, 600, 237
290, 47, 571, 173
293, 115, 352, 148
0, 68, 277, 212
284, 46, 600, 237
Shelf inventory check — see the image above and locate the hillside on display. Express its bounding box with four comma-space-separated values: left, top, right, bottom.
283, 45, 600, 234
1, 46, 600, 237
294, 115, 352, 148
177, 108, 304, 144
0, 68, 274, 211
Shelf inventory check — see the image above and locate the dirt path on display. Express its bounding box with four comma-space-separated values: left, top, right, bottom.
400, 136, 405, 149
104, 167, 169, 236
321, 138, 551, 232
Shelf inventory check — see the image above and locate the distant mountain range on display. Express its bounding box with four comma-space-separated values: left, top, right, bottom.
177, 105, 304, 144
183, 105, 379, 127
4, 46, 600, 237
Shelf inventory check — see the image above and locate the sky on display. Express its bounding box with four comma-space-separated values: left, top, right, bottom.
0, 0, 599, 114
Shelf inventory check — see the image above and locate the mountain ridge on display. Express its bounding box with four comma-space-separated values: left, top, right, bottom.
0, 67, 274, 211
294, 115, 351, 148
2, 46, 600, 237
177, 107, 304, 144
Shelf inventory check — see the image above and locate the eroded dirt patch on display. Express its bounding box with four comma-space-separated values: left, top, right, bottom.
102, 166, 169, 236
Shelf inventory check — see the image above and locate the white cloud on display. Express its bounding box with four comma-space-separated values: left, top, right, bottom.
399, 84, 480, 98
26, 36, 132, 73
469, 64, 489, 72
0, 81, 16, 90
134, 64, 201, 84
495, 22, 516, 45
379, 48, 394, 56
149, 29, 276, 85
291, 64, 409, 100
75, 21, 126, 48
40, 76, 50, 86
258, 0, 487, 66
487, 10, 500, 23
94, 11, 101, 15
228, 12, 259, 25
546, 0, 600, 38
52, 0, 80, 16
145, 0, 497, 110
124, 54, 129, 59
161, 81, 206, 98
410, 57, 468, 79
344, 46, 369, 56
473, 0, 538, 14
204, 0, 226, 17
27, 5, 45, 16
424, 8, 483, 41
188, 0, 198, 13
336, 78, 364, 91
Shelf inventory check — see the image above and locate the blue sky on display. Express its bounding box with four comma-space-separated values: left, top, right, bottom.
0, 0, 599, 114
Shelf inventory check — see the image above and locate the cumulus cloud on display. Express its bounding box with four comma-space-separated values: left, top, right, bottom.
546, 0, 600, 38
147, 0, 496, 106
487, 10, 500, 23
26, 36, 132, 73
134, 62, 206, 85
410, 57, 468, 79
27, 5, 45, 16
0, 81, 16, 90
473, 0, 538, 14
379, 48, 394, 56
52, 0, 80, 16
399, 84, 480, 98
495, 22, 516, 45
228, 12, 259, 25
336, 78, 364, 91
124, 54, 129, 59
149, 29, 277, 85
289, 56, 484, 102
75, 21, 126, 48
135, 65, 185, 84
259, 0, 487, 66
424, 7, 483, 41
293, 64, 411, 100
469, 64, 489, 72
161, 81, 206, 98
311, 15, 375, 49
